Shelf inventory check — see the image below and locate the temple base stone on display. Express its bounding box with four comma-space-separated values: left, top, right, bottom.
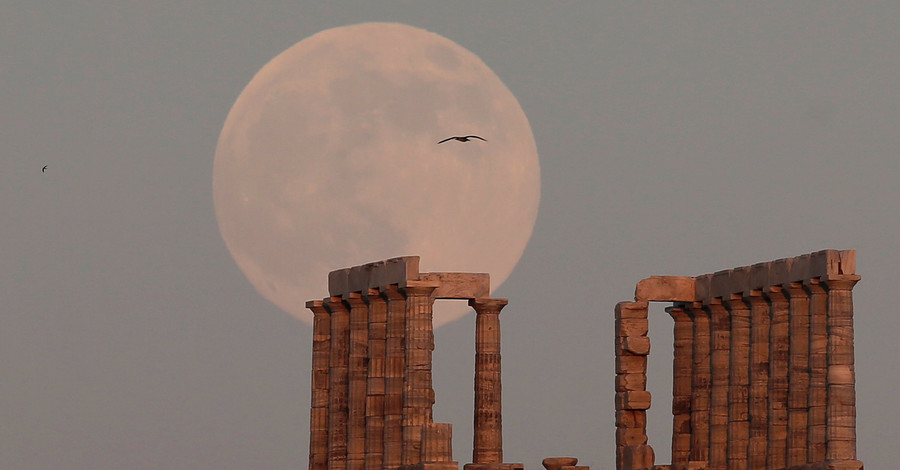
464, 463, 525, 470
404, 462, 460, 470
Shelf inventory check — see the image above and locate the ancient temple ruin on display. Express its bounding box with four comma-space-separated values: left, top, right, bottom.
305, 256, 545, 470
615, 249, 863, 470
305, 249, 863, 470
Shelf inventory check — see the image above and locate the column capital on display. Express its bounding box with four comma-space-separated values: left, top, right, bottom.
782, 281, 809, 299
723, 293, 749, 311
665, 304, 690, 321
306, 300, 328, 316
364, 288, 384, 303
324, 296, 349, 314
469, 298, 508, 315
821, 274, 861, 290
804, 278, 827, 295
400, 281, 440, 298
343, 291, 366, 308
763, 285, 788, 303
381, 284, 405, 301
683, 301, 707, 318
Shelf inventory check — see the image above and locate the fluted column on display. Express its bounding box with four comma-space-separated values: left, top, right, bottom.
365, 290, 387, 470
382, 286, 406, 470
784, 282, 810, 467
707, 301, 730, 470
686, 302, 710, 465
401, 283, 439, 466
764, 287, 789, 470
308, 301, 332, 470
805, 279, 828, 462
667, 305, 693, 465
745, 292, 769, 469
822, 275, 861, 463
724, 295, 750, 470
471, 298, 508, 464
421, 422, 455, 464
326, 297, 351, 470
346, 294, 369, 470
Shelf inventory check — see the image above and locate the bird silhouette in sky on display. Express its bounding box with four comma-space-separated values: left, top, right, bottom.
437, 135, 487, 144
42, 165, 48, 173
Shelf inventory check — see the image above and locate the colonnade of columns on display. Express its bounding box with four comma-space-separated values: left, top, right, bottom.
617, 249, 863, 470
306, 271, 512, 470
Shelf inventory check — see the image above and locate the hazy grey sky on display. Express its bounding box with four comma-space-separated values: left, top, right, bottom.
3, 3, 898, 469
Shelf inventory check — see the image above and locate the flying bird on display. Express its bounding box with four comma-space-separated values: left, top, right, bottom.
42, 165, 48, 173
437, 135, 487, 144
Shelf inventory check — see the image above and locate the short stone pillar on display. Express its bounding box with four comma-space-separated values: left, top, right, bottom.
470, 298, 507, 464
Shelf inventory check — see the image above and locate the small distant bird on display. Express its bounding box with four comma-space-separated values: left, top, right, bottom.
437, 135, 487, 144
42, 165, 48, 173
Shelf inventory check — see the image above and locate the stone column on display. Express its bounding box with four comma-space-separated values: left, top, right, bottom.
421, 422, 455, 465
805, 279, 828, 463
615, 301, 653, 470
666, 305, 693, 466
308, 301, 331, 470
822, 275, 861, 463
382, 286, 406, 470
345, 293, 369, 470
724, 295, 750, 470
401, 283, 439, 466
745, 291, 769, 470
686, 302, 710, 465
365, 290, 387, 470
471, 298, 508, 464
784, 282, 810, 467
765, 287, 789, 470
326, 297, 351, 470
707, 301, 730, 470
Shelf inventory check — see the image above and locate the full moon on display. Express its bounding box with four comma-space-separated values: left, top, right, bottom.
214, 23, 540, 326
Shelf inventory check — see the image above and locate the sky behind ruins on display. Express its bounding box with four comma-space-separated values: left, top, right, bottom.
2, 3, 899, 469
